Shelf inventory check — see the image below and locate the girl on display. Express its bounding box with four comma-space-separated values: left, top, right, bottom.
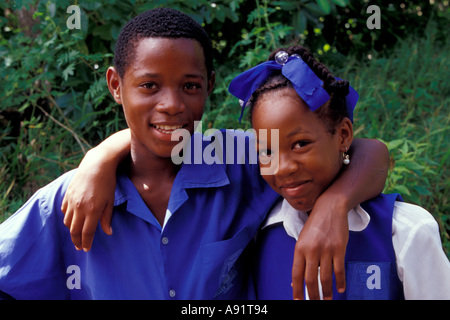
228, 46, 450, 299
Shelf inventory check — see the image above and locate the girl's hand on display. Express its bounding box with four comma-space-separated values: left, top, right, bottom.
61, 149, 116, 251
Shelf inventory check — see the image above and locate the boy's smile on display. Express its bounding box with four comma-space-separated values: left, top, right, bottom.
107, 37, 215, 159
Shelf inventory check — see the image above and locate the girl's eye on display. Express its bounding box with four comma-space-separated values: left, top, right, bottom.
293, 141, 310, 149
259, 149, 272, 158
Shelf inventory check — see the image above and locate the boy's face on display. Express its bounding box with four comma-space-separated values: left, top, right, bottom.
252, 88, 352, 213
107, 37, 214, 158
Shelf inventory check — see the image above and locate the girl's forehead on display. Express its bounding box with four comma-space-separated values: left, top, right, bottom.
254, 89, 307, 119
252, 89, 326, 134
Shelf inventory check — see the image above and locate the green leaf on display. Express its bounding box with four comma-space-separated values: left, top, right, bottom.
305, 3, 327, 16
330, 0, 348, 7
385, 139, 404, 151
413, 185, 432, 196
293, 11, 307, 34
62, 63, 75, 81
316, 0, 331, 14
79, 0, 102, 10
93, 24, 113, 41
393, 185, 411, 196
404, 161, 425, 171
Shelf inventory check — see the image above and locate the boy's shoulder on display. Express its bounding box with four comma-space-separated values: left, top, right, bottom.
0, 169, 77, 227
29, 169, 78, 210
40, 169, 78, 194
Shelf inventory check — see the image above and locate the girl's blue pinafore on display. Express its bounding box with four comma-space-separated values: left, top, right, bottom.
253, 193, 405, 300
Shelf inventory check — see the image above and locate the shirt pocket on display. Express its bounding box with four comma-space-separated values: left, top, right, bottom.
346, 261, 393, 300
199, 226, 251, 298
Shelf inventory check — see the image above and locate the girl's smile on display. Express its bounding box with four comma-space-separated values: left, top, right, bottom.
280, 180, 312, 198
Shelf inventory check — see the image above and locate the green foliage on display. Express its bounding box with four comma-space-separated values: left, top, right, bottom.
0, 0, 449, 257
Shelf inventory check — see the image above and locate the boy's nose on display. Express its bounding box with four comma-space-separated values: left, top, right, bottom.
155, 89, 185, 115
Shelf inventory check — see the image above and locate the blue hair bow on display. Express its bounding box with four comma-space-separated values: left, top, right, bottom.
228, 52, 359, 123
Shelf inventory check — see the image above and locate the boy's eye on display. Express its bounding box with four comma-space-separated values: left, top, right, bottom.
184, 82, 201, 92
141, 82, 158, 90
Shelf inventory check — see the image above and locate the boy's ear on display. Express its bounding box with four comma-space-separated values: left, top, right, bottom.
338, 117, 354, 152
106, 67, 122, 104
207, 71, 216, 97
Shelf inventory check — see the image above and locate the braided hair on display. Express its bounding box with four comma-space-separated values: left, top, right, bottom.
251, 46, 350, 134
114, 8, 214, 80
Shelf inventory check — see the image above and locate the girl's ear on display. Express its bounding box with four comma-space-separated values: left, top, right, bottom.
338, 117, 354, 152
106, 67, 122, 104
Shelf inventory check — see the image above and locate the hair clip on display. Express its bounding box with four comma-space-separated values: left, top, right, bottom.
275, 51, 301, 65
275, 51, 289, 65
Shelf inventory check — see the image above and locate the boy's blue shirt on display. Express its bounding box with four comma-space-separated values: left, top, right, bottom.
0, 130, 280, 300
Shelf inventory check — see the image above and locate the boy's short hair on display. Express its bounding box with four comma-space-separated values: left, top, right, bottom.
114, 7, 214, 79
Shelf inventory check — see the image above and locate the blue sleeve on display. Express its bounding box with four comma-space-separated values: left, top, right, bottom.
0, 170, 77, 299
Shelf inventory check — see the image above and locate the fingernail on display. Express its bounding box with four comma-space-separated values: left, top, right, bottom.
75, 246, 81, 251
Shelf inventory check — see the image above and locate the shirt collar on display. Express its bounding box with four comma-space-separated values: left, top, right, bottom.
262, 199, 371, 241
174, 161, 230, 189
112, 156, 230, 224
165, 131, 231, 189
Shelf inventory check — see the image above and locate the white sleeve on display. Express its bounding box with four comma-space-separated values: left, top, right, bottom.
392, 202, 450, 300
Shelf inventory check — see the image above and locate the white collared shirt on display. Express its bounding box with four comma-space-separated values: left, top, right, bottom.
262, 199, 450, 300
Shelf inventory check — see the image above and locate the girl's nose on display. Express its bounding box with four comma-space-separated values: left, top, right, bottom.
275, 154, 299, 178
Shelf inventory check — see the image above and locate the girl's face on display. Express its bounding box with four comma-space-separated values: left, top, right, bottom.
252, 88, 353, 212
107, 37, 215, 159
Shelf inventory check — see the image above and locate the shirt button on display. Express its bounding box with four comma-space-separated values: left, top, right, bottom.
169, 289, 176, 298
161, 237, 169, 245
